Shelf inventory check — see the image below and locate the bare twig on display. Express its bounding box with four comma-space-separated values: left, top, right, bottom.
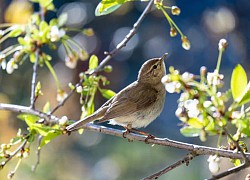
2, 139, 28, 167
223, 127, 249, 162
50, 78, 84, 114
50, 0, 155, 114
143, 153, 197, 180
0, 103, 59, 123
30, 49, 39, 109
32, 135, 42, 172
81, 123, 250, 160
91, 0, 154, 74
206, 162, 250, 180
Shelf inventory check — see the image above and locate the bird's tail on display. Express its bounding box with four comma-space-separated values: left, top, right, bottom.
66, 107, 107, 132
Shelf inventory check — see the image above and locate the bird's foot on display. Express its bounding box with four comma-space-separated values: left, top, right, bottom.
144, 134, 155, 143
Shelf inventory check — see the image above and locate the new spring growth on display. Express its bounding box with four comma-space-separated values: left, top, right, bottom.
218, 39, 228, 52
181, 36, 191, 50
171, 6, 181, 15
170, 27, 177, 37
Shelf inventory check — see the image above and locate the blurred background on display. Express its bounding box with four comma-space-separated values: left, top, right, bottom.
0, 0, 250, 179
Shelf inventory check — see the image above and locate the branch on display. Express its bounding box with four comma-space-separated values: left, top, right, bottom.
32, 135, 42, 172
0, 103, 59, 123
2, 139, 28, 167
143, 153, 197, 180
91, 0, 154, 74
50, 0, 155, 114
206, 162, 250, 180
81, 123, 250, 160
223, 126, 249, 162
30, 48, 39, 109
1, 102, 250, 160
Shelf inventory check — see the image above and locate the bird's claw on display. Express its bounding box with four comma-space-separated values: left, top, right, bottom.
145, 134, 155, 143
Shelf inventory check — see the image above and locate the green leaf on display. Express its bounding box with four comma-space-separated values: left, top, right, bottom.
43, 102, 51, 113
39, 21, 49, 32
10, 137, 22, 145
58, 13, 68, 27
17, 114, 40, 127
8, 27, 23, 37
89, 55, 98, 70
233, 159, 241, 167
35, 81, 43, 97
237, 83, 250, 105
95, 2, 122, 16
187, 118, 203, 129
39, 130, 61, 148
231, 64, 248, 100
99, 89, 116, 99
29, 53, 36, 63
180, 126, 201, 137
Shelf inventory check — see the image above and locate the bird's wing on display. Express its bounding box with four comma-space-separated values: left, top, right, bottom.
99, 82, 158, 121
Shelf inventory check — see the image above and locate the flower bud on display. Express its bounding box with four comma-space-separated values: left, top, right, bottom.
104, 65, 113, 73
170, 27, 177, 37
171, 6, 181, 15
59, 116, 68, 126
218, 39, 228, 51
181, 36, 191, 50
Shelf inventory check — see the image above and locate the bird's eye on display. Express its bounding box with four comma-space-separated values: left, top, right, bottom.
153, 64, 158, 69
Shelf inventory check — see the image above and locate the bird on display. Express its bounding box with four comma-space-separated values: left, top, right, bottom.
66, 53, 167, 138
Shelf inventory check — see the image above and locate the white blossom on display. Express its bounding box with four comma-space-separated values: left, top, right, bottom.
207, 155, 220, 174
50, 26, 65, 42
184, 99, 200, 118
6, 59, 18, 74
59, 116, 68, 126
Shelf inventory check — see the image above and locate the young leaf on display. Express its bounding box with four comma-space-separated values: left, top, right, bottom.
237, 83, 250, 105
95, 3, 121, 16
99, 89, 116, 99
89, 55, 98, 70
187, 118, 203, 129
43, 102, 51, 113
95, 0, 127, 16
17, 114, 40, 127
231, 64, 247, 100
58, 13, 68, 27
39, 130, 61, 148
180, 126, 201, 137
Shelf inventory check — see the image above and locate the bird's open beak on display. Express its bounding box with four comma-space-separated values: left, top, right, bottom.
160, 53, 168, 62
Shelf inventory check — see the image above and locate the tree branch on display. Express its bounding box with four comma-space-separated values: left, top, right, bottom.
143, 153, 197, 180
206, 162, 250, 180
81, 123, 250, 160
30, 48, 39, 109
50, 0, 155, 114
0, 103, 59, 123
1, 139, 28, 167
91, 0, 154, 74
1, 102, 250, 160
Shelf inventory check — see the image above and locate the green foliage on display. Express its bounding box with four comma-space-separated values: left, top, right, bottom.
231, 64, 247, 100
89, 55, 99, 70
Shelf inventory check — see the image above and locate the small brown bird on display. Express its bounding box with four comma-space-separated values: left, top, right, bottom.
66, 54, 167, 137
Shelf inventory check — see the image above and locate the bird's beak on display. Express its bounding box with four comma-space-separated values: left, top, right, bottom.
160, 53, 168, 62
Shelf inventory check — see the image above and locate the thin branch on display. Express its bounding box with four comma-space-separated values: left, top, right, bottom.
32, 135, 42, 172
0, 103, 59, 123
30, 49, 39, 109
143, 153, 197, 180
2, 139, 28, 167
223, 127, 249, 162
50, 0, 155, 114
50, 78, 84, 114
81, 123, 250, 160
91, 0, 154, 74
206, 162, 250, 180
